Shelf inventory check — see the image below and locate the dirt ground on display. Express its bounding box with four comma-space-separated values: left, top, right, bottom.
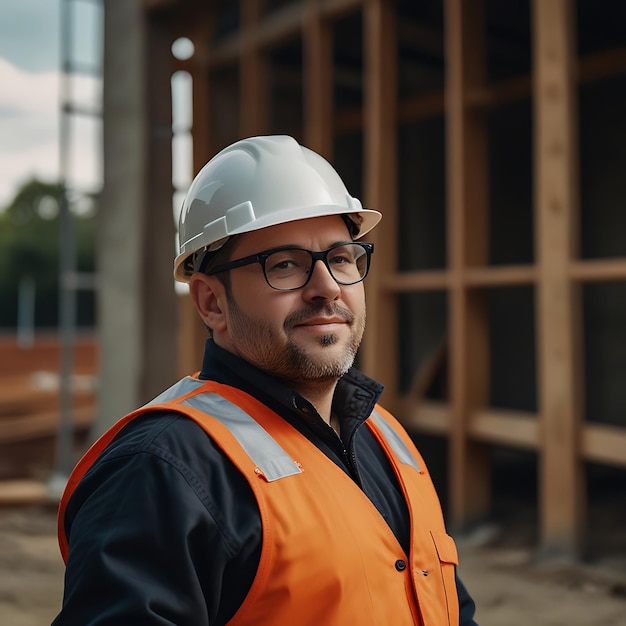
1, 504, 625, 626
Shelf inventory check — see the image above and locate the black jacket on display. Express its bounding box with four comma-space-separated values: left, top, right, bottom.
54, 340, 477, 625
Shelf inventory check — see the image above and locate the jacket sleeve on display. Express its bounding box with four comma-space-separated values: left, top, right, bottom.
456, 570, 479, 626
52, 417, 261, 625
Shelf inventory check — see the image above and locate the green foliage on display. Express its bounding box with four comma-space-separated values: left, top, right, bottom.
0, 178, 97, 329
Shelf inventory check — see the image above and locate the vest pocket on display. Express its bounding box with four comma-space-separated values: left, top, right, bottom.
430, 531, 459, 625
430, 531, 459, 566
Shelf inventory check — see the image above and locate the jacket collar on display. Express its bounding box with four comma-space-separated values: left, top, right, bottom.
198, 339, 384, 436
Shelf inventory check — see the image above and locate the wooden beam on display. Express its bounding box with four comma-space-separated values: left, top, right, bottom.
401, 401, 540, 451
398, 91, 445, 122
404, 402, 626, 470
401, 401, 451, 435
463, 265, 537, 286
0, 480, 52, 506
383, 270, 450, 292
321, 0, 365, 19
581, 423, 626, 467
465, 75, 532, 109
577, 46, 626, 83
0, 407, 94, 445
240, 0, 268, 136
533, 0, 584, 558
444, 0, 491, 529
178, 18, 215, 378
398, 45, 626, 125
207, 0, 362, 68
469, 409, 539, 449
141, 14, 180, 404
361, 0, 399, 408
303, 0, 333, 157
570, 258, 626, 282
382, 264, 537, 293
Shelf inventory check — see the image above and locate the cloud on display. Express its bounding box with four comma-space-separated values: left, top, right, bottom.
0, 57, 101, 208
0, 58, 58, 205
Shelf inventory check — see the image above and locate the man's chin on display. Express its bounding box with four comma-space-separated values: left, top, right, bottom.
306, 349, 355, 378
317, 333, 340, 348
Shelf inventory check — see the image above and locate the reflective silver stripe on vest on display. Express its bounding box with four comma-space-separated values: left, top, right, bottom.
181, 392, 303, 482
371, 410, 421, 472
145, 377, 205, 406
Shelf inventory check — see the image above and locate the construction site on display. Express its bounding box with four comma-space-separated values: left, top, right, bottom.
1, 0, 626, 624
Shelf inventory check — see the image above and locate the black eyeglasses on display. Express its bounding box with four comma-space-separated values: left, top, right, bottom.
207, 242, 374, 291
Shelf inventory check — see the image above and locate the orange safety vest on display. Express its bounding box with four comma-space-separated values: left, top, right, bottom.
58, 377, 460, 626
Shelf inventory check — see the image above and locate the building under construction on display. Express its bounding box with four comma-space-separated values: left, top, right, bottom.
97, 0, 626, 562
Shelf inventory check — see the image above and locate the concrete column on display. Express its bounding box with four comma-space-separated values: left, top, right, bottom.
94, 0, 176, 436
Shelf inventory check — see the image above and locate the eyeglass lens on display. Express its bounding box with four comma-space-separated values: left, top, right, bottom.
264, 243, 368, 290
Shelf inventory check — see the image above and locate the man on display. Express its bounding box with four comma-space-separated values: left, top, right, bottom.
54, 135, 478, 625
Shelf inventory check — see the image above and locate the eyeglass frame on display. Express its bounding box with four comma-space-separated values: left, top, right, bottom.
203, 241, 374, 291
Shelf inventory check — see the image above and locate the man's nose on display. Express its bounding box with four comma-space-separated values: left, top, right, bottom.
302, 259, 341, 300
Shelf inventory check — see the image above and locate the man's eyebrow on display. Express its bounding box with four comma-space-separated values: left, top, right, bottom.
260, 240, 354, 251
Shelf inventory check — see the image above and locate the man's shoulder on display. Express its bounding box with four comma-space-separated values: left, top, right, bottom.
99, 409, 217, 463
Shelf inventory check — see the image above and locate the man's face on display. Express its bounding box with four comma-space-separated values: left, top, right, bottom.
214, 215, 367, 385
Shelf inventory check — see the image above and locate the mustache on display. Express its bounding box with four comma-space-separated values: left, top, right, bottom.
284, 304, 355, 329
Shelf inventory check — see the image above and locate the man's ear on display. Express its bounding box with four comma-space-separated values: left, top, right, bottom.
189, 273, 228, 333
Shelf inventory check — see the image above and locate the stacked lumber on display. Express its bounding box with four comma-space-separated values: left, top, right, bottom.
0, 335, 97, 501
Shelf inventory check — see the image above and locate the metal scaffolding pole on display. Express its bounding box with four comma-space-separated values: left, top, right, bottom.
50, 0, 103, 497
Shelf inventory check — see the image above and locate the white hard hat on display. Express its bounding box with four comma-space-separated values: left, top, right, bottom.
173, 135, 382, 282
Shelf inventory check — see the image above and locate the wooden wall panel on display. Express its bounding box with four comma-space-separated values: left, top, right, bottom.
144, 0, 626, 560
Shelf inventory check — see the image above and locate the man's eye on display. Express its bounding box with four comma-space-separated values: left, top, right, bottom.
267, 253, 306, 274
329, 254, 351, 265
271, 259, 296, 270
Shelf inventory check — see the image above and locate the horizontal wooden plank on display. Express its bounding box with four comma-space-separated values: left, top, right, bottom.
380, 258, 626, 294
0, 479, 51, 506
398, 91, 445, 122
577, 46, 626, 83
465, 75, 532, 109
382, 270, 450, 292
381, 264, 536, 292
399, 403, 626, 469
400, 401, 450, 434
464, 264, 537, 286
569, 258, 626, 282
469, 408, 539, 449
208, 0, 363, 68
581, 423, 626, 467
0, 406, 94, 445
401, 402, 540, 450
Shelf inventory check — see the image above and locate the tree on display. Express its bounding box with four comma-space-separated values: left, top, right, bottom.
0, 178, 97, 329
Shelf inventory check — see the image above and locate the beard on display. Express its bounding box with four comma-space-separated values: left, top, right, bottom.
225, 292, 365, 384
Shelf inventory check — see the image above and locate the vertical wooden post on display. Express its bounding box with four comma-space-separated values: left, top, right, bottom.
240, 0, 267, 137
303, 0, 333, 158
444, 0, 491, 527
142, 14, 178, 401
533, 0, 584, 558
362, 0, 399, 407
177, 17, 215, 378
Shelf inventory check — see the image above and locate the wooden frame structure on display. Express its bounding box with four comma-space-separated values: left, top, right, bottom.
140, 0, 626, 559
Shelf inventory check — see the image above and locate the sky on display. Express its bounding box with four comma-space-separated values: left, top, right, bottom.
0, 0, 102, 208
